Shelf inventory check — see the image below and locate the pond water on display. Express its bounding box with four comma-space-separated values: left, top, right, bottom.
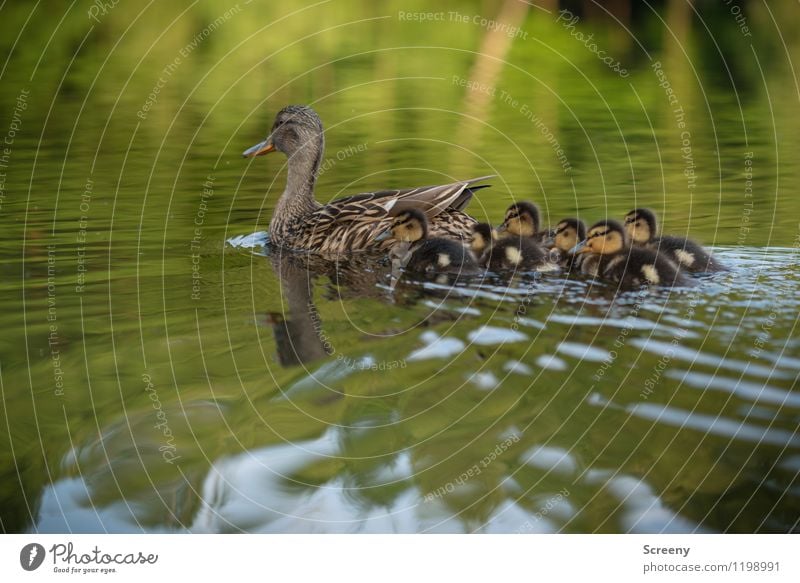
1, 1, 799, 533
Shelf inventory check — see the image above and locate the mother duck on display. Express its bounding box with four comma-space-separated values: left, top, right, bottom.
243, 105, 492, 254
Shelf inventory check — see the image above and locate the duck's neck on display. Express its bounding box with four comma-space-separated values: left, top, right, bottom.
271, 136, 324, 230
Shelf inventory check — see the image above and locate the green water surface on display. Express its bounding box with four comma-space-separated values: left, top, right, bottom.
1, 0, 798, 533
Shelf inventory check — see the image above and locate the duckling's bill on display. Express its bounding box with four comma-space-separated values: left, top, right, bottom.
374, 229, 392, 242
569, 240, 588, 254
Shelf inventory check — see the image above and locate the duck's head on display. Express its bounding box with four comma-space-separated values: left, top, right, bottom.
498, 201, 541, 237
624, 208, 657, 244
470, 223, 497, 254
551, 218, 587, 252
571, 220, 627, 255
243, 105, 324, 161
377, 208, 428, 243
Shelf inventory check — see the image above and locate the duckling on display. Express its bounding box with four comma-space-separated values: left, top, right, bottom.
497, 201, 551, 243
624, 208, 725, 272
572, 220, 690, 288
545, 217, 587, 270
470, 223, 497, 259
478, 233, 555, 272
377, 209, 480, 276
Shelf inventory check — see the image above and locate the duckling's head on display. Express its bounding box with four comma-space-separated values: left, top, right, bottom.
243, 105, 325, 164
470, 223, 497, 254
499, 201, 541, 237
574, 220, 627, 255
552, 218, 587, 252
624, 208, 657, 244
388, 208, 428, 243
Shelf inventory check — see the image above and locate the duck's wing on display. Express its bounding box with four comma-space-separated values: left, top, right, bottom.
306, 176, 494, 252
309, 197, 397, 231
327, 175, 494, 221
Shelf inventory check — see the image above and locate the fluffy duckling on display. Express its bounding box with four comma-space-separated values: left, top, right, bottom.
498, 201, 551, 243
546, 217, 587, 270
572, 220, 690, 288
477, 234, 554, 272
378, 209, 480, 276
624, 208, 724, 272
470, 223, 497, 259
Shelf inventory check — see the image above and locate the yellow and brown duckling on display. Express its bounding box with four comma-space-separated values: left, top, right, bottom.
572, 220, 690, 288
469, 223, 497, 259
545, 217, 587, 270
498, 201, 550, 243
473, 222, 555, 272
624, 208, 725, 272
377, 209, 480, 276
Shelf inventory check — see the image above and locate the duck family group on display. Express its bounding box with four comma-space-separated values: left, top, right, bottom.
243, 105, 723, 289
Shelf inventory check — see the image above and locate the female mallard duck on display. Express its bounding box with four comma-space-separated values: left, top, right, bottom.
497, 201, 551, 243
545, 218, 587, 270
623, 208, 725, 272
243, 105, 492, 253
572, 220, 690, 288
377, 209, 480, 275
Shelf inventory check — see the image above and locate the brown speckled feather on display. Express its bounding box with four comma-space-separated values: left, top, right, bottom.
272, 177, 491, 253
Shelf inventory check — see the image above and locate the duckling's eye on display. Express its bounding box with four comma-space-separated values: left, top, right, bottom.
405, 224, 413, 230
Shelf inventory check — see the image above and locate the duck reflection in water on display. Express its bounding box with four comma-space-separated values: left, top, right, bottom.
260, 246, 396, 367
